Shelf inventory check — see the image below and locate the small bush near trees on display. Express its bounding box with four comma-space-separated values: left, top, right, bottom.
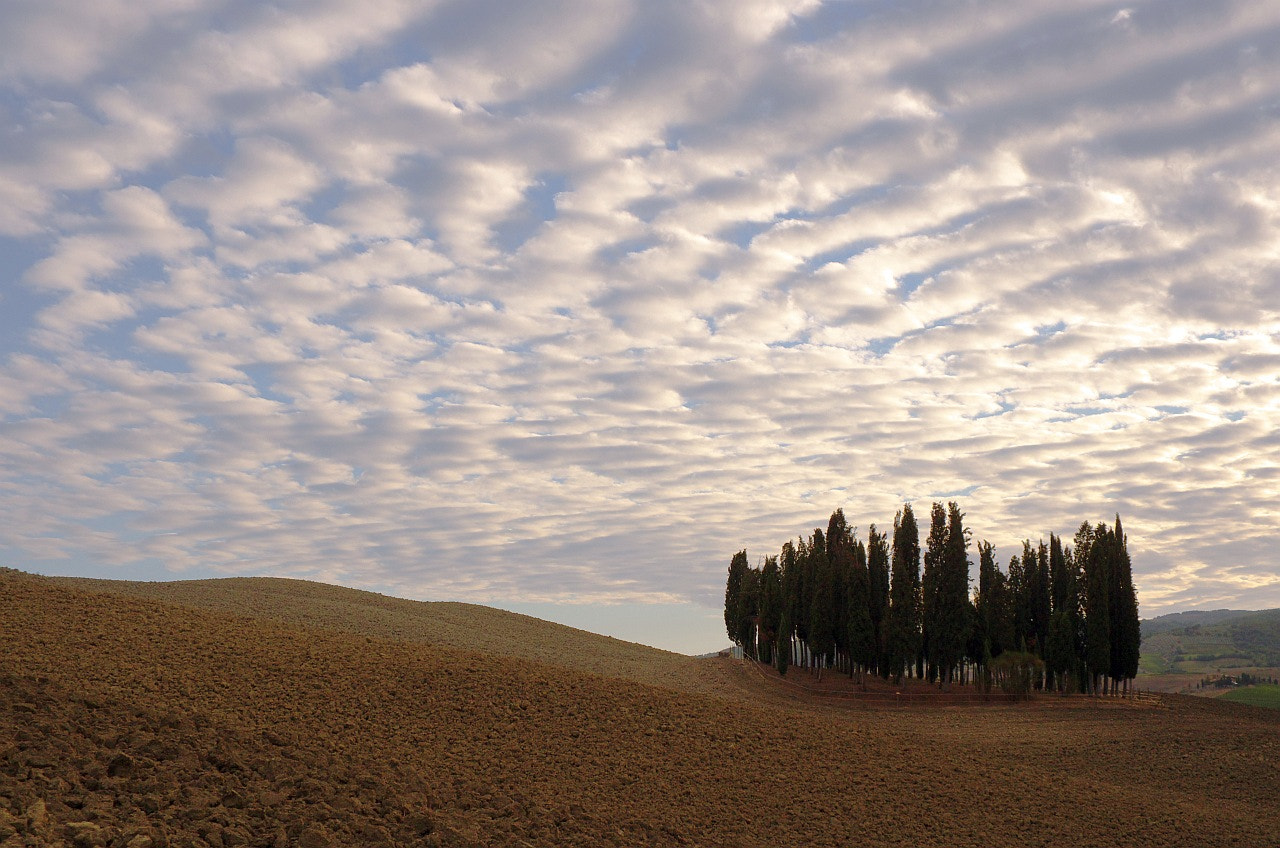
991, 651, 1044, 698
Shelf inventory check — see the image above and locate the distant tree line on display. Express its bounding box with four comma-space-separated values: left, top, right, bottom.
724, 504, 1141, 696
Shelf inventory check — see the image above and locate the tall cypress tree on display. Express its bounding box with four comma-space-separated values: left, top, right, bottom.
777, 543, 796, 674
724, 550, 749, 645
736, 566, 761, 660
887, 504, 922, 683
793, 537, 813, 656
931, 502, 971, 685
1045, 533, 1079, 692
867, 524, 891, 677
988, 560, 1015, 659
1083, 522, 1111, 694
758, 555, 781, 665
1110, 516, 1140, 694
775, 605, 792, 676
922, 502, 948, 683
1008, 548, 1029, 652
846, 536, 875, 681
1048, 534, 1072, 614
976, 540, 997, 662
807, 528, 835, 672
827, 509, 854, 673
1030, 540, 1051, 661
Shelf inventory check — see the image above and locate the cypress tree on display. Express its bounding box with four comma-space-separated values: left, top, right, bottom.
1030, 540, 1051, 661
846, 536, 875, 681
758, 555, 781, 665
887, 504, 922, 683
794, 537, 813, 655
807, 528, 835, 673
724, 550, 749, 644
989, 564, 1015, 659
976, 540, 997, 666
1048, 534, 1071, 614
1045, 608, 1075, 693
1110, 516, 1140, 693
867, 524, 891, 677
775, 606, 791, 676
1083, 522, 1111, 693
1046, 533, 1080, 692
827, 509, 854, 673
736, 566, 761, 660
777, 543, 796, 674
922, 502, 948, 683
932, 502, 971, 686
780, 540, 798, 649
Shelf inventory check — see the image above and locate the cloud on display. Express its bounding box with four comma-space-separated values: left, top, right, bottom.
1, 0, 1278, 634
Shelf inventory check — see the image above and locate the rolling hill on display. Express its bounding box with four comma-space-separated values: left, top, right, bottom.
4, 568, 1279, 847
45, 574, 735, 698
1139, 608, 1280, 675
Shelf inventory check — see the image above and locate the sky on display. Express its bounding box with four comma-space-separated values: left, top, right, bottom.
2, 0, 1278, 655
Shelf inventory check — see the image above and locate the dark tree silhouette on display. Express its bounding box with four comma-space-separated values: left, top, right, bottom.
725, 506, 1139, 700
867, 524, 891, 677
922, 502, 948, 682
887, 504, 921, 683
724, 550, 748, 644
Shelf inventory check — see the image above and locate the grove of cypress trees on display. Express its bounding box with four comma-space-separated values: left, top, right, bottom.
725, 507, 1139, 699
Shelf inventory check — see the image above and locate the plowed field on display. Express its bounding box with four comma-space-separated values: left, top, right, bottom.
4, 570, 1278, 847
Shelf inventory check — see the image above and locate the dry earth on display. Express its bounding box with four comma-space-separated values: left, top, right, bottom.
4, 569, 1279, 847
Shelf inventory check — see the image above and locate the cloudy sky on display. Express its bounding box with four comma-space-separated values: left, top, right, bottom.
2, 0, 1278, 653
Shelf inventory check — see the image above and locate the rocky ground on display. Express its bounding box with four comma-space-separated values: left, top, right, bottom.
4, 569, 1278, 847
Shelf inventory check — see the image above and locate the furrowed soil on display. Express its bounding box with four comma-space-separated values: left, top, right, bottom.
4, 571, 1279, 847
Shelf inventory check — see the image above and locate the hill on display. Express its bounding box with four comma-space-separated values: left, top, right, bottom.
4, 569, 1280, 847
1139, 607, 1280, 675
45, 575, 735, 698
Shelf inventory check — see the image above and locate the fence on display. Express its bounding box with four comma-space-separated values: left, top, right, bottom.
730, 654, 1165, 707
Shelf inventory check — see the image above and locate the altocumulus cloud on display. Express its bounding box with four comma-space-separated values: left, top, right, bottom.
2, 0, 1279, 643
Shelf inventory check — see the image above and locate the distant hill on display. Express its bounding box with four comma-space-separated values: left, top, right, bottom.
1140, 608, 1280, 675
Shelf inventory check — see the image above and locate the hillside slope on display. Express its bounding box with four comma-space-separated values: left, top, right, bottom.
47, 575, 729, 697
1140, 607, 1280, 674
5, 570, 1279, 847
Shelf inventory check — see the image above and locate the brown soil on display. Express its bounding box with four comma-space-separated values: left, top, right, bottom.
4, 570, 1279, 847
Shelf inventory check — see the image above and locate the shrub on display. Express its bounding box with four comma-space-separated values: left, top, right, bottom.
991, 651, 1044, 698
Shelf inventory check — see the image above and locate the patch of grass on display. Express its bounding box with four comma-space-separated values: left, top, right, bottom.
1220, 684, 1280, 710
1139, 653, 1171, 675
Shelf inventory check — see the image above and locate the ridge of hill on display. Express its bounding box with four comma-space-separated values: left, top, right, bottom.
45, 574, 731, 698
5, 569, 1280, 847
1140, 607, 1280, 675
